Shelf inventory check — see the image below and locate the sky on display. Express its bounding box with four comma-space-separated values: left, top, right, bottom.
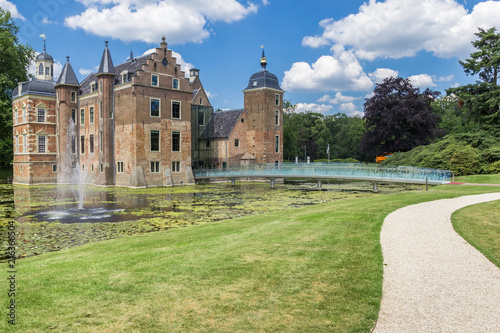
3, 0, 500, 116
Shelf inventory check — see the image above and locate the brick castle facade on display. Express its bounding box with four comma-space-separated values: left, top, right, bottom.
12, 38, 284, 187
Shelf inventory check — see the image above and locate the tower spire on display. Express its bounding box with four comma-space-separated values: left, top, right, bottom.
260, 45, 267, 70
39, 34, 46, 52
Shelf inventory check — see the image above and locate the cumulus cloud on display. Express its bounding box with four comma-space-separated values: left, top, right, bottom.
369, 68, 399, 83
0, 0, 24, 20
302, 0, 500, 60
295, 103, 333, 114
41, 17, 57, 25
436, 74, 454, 82
282, 46, 373, 93
79, 65, 98, 77
65, 0, 258, 44
317, 92, 359, 104
408, 74, 436, 88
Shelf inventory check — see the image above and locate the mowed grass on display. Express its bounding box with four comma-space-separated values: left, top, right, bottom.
2, 185, 500, 332
455, 174, 500, 184
452, 200, 500, 268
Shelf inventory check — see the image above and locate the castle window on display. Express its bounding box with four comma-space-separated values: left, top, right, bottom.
91, 164, 94, 172
172, 161, 180, 172
99, 82, 103, 93
173, 78, 179, 90
162, 58, 168, 67
71, 109, 76, 124
71, 91, 76, 103
241, 118, 244, 123
37, 108, 45, 123
39, 63, 43, 75
90, 82, 96, 93
150, 130, 160, 152
235, 139, 239, 147
23, 135, 27, 153
275, 94, 280, 106
89, 134, 94, 153
90, 106, 94, 123
81, 108, 85, 124
172, 132, 180, 152
275, 135, 280, 153
100, 164, 103, 173
205, 140, 210, 148
172, 101, 180, 119
117, 162, 124, 173
45, 67, 50, 76
150, 98, 160, 117
38, 135, 46, 154
99, 131, 103, 152
71, 136, 76, 154
275, 110, 279, 126
150, 161, 160, 173
99, 101, 103, 119
81, 135, 85, 154
53, 165, 57, 172
152, 75, 159, 87
198, 111, 204, 126
122, 73, 128, 84
22, 107, 26, 123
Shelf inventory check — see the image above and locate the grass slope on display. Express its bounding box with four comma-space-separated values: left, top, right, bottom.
2, 186, 500, 332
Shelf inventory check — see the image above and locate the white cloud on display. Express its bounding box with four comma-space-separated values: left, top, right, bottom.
295, 103, 333, 114
262, 0, 269, 5
282, 46, 373, 93
369, 68, 399, 83
79, 65, 98, 77
142, 48, 194, 78
303, 0, 500, 60
317, 92, 359, 104
409, 74, 436, 88
436, 74, 454, 82
0, 0, 24, 20
65, 0, 258, 44
206, 91, 217, 99
41, 17, 56, 25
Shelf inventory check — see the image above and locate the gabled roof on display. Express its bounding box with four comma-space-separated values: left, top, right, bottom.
97, 42, 115, 75
200, 109, 244, 139
56, 58, 79, 86
13, 79, 55, 98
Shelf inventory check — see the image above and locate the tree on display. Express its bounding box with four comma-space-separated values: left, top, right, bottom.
447, 27, 500, 132
360, 76, 442, 160
0, 9, 35, 165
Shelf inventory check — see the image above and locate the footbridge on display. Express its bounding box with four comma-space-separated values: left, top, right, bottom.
193, 163, 453, 192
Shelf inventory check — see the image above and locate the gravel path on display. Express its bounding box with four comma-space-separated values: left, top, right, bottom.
374, 193, 500, 332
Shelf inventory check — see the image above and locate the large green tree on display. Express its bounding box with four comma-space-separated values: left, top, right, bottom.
360, 77, 442, 160
0, 8, 34, 165
447, 27, 500, 132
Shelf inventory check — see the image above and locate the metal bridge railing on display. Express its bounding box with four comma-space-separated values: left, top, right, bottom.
193, 163, 452, 184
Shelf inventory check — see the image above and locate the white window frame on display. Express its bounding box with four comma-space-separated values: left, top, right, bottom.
38, 135, 46, 154
275, 135, 280, 153
90, 81, 96, 93
90, 106, 94, 123
275, 94, 280, 106
171, 100, 181, 119
23, 135, 27, 153
172, 131, 181, 152
37, 108, 46, 123
172, 161, 181, 172
89, 134, 94, 153
275, 110, 279, 126
150, 161, 160, 173
71, 91, 76, 103
150, 98, 161, 118
172, 78, 179, 90
150, 130, 160, 152
151, 74, 159, 87
117, 161, 124, 173
99, 131, 103, 153
81, 108, 85, 125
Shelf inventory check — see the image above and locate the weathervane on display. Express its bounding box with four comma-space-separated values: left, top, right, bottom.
39, 34, 46, 52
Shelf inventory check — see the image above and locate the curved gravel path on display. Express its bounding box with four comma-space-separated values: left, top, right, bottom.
374, 193, 500, 332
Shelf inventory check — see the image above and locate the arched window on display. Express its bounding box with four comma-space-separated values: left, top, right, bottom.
39, 63, 43, 75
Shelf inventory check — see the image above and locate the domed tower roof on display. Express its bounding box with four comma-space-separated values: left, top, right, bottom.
244, 47, 283, 91
36, 51, 54, 61
35, 35, 55, 81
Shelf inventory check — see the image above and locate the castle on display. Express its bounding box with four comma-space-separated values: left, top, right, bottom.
12, 37, 284, 187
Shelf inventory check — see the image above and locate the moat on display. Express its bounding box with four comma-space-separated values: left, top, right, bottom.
0, 181, 419, 259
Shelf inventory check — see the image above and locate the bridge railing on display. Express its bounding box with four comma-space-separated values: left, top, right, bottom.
193, 163, 452, 184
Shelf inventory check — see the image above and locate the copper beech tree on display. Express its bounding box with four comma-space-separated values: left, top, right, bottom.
360, 77, 443, 160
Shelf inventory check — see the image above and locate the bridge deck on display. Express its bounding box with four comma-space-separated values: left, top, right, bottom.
193, 163, 452, 186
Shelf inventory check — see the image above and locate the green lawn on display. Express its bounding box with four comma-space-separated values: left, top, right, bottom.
452, 200, 500, 268
455, 174, 500, 184
2, 185, 500, 332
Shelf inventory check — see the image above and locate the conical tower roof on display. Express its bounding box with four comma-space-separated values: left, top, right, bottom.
97, 41, 115, 75
56, 57, 79, 86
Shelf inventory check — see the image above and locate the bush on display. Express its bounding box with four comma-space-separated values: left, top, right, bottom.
449, 145, 481, 176
490, 161, 500, 174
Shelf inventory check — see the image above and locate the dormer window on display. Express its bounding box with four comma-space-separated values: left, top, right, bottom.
253, 81, 257, 87
90, 81, 96, 93
121, 71, 128, 84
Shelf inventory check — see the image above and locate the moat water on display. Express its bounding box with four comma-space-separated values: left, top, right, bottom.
0, 181, 419, 259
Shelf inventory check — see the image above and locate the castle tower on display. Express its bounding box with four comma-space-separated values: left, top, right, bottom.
35, 36, 54, 82
243, 48, 284, 164
55, 57, 80, 183
96, 41, 115, 185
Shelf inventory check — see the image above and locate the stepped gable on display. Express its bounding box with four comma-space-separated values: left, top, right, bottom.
200, 109, 244, 139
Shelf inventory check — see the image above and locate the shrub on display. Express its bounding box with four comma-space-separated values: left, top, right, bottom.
490, 161, 500, 174
449, 145, 481, 176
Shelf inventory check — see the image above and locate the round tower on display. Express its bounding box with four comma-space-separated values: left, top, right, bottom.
243, 47, 284, 164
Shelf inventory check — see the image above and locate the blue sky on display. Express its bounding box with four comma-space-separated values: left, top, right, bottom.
3, 0, 500, 116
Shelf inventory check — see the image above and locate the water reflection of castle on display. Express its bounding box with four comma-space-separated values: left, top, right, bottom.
12, 37, 284, 187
